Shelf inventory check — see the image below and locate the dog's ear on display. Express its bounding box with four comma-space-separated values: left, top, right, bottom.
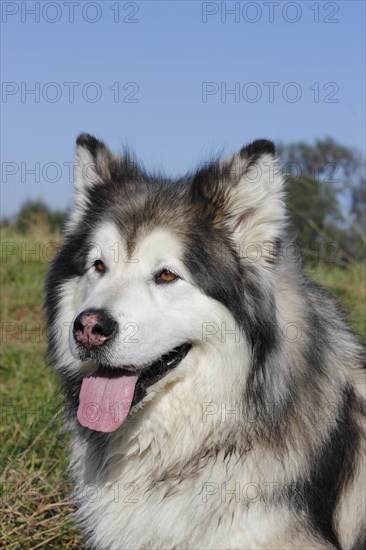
191, 140, 286, 262
75, 132, 115, 196
67, 133, 117, 229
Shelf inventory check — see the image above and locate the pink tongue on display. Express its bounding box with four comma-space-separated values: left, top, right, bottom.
77, 370, 139, 432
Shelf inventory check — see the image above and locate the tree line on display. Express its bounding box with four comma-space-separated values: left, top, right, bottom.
3, 137, 365, 265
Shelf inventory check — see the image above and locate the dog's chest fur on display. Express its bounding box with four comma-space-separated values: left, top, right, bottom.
71, 431, 308, 550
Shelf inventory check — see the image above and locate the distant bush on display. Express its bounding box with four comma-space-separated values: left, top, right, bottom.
15, 200, 68, 234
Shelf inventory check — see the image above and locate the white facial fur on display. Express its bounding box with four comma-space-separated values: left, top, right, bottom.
68, 222, 241, 371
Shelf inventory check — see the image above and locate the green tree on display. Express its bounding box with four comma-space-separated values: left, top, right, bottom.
279, 138, 365, 263
16, 200, 68, 233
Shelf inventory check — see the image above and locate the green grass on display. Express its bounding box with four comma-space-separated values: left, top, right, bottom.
1, 226, 81, 549
1, 225, 365, 548
306, 262, 366, 339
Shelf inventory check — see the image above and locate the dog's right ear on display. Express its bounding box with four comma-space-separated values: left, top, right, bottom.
67, 133, 115, 228
75, 132, 114, 197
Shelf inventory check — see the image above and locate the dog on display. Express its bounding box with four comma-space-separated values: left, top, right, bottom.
45, 134, 365, 549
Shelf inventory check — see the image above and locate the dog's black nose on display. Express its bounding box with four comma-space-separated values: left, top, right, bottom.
73, 309, 117, 348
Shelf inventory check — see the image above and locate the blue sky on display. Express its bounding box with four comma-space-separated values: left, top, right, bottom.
1, 0, 365, 218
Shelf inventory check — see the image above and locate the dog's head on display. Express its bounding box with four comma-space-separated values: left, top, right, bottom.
45, 134, 286, 433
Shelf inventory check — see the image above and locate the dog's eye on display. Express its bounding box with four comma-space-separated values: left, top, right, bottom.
94, 259, 106, 274
155, 269, 179, 284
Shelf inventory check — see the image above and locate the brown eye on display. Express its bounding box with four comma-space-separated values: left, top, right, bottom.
94, 259, 106, 273
155, 269, 179, 284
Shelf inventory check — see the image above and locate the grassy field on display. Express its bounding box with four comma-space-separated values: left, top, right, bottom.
1, 225, 365, 549
1, 226, 82, 549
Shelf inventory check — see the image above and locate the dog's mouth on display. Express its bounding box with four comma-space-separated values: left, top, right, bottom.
77, 343, 191, 433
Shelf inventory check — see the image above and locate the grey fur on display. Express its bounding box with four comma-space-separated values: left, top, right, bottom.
45, 134, 366, 549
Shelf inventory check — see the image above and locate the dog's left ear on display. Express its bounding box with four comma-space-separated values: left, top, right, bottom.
191, 140, 286, 260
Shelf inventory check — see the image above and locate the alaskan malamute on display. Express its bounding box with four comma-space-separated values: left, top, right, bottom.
45, 134, 365, 549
